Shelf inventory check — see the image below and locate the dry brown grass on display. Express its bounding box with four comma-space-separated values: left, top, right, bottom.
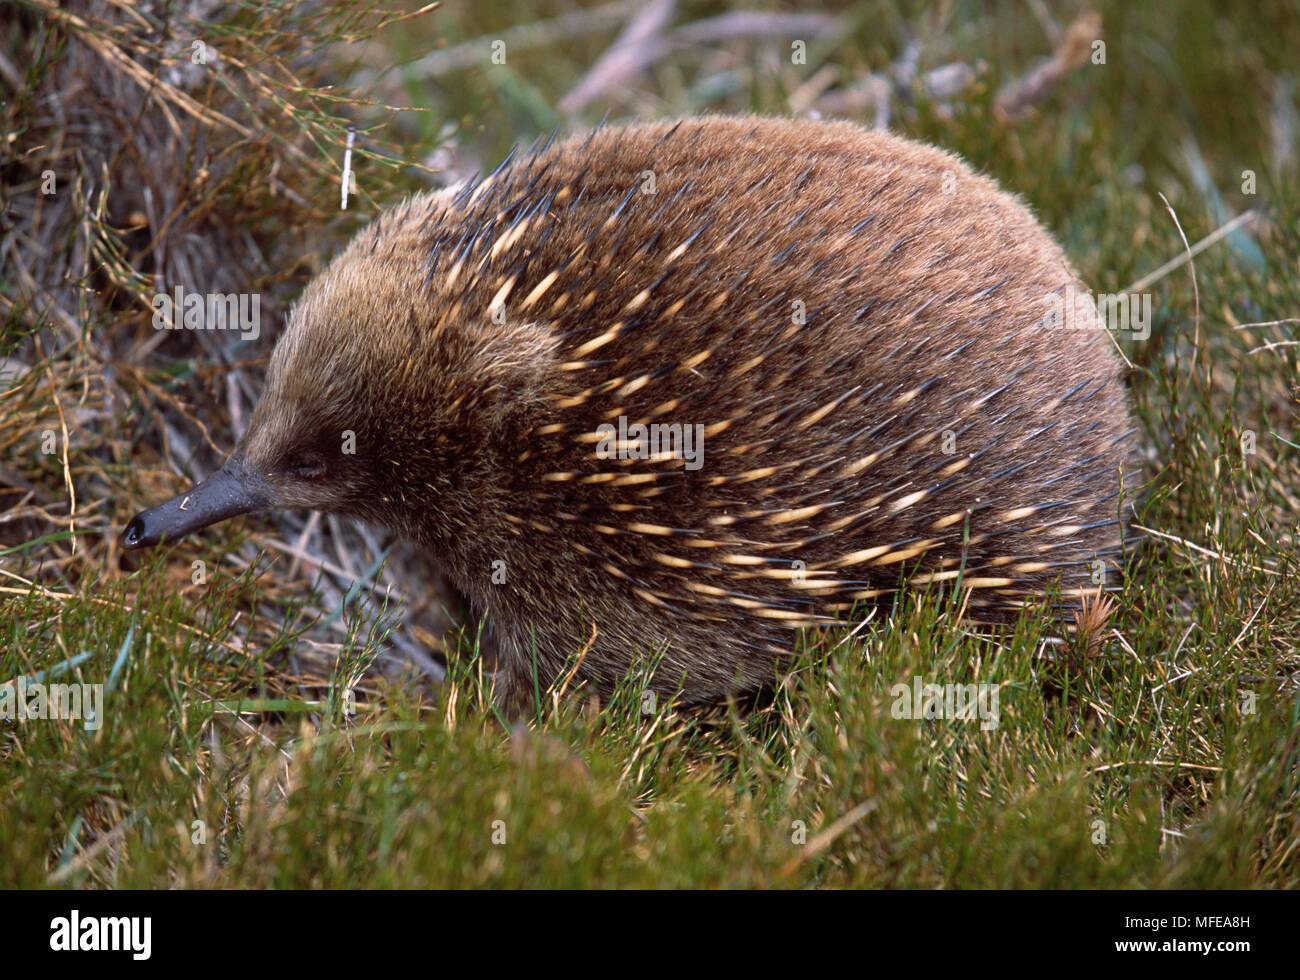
1, 0, 453, 694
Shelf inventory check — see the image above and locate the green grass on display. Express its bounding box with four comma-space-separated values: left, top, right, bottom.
3, 562, 1296, 887
2, 0, 1298, 887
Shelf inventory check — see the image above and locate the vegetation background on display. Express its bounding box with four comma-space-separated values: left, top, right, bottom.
1, 0, 1297, 887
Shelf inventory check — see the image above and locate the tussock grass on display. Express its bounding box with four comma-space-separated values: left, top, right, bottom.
2, 0, 1297, 888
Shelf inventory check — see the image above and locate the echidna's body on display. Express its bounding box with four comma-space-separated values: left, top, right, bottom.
124, 116, 1137, 708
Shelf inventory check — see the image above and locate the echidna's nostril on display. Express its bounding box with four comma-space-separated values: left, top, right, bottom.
119, 512, 149, 551
121, 516, 146, 549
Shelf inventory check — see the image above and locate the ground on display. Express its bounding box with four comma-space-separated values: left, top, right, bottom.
1, 0, 1297, 887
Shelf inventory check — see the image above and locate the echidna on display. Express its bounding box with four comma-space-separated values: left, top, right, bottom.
122, 116, 1138, 708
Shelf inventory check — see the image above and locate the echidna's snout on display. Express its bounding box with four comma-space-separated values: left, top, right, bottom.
120, 458, 271, 550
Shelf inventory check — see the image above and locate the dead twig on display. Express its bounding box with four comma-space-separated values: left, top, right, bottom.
994, 11, 1101, 122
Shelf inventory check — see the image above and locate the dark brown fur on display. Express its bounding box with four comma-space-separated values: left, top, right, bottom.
134, 116, 1139, 709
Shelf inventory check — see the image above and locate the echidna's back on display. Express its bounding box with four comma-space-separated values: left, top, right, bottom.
406, 116, 1137, 699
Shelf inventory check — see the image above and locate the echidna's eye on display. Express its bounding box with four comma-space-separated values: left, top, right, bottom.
285, 452, 327, 480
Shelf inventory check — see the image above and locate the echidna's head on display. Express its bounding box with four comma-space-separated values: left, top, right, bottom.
121, 191, 560, 553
